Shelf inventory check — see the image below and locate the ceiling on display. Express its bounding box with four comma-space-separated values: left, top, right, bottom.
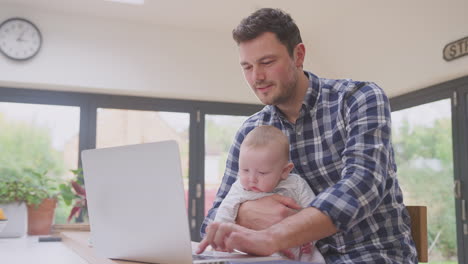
1, 0, 468, 98
2, 0, 466, 34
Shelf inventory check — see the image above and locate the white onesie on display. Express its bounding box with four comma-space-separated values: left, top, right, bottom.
214, 173, 325, 263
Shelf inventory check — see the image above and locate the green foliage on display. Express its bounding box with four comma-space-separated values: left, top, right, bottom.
393, 117, 457, 258
54, 201, 73, 223
0, 114, 65, 176
59, 168, 88, 223
205, 118, 244, 154
59, 182, 76, 207
60, 168, 84, 206
0, 114, 66, 206
394, 118, 452, 168
0, 168, 62, 205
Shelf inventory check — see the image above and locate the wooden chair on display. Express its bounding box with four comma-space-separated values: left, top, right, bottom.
406, 206, 428, 263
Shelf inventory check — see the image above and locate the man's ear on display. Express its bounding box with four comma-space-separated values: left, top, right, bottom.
294, 43, 306, 68
281, 162, 294, 180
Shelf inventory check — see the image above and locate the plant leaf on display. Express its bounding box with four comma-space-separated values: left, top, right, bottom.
67, 206, 81, 223
71, 181, 86, 196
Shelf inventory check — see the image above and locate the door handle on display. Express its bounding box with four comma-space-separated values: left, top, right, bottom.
454, 180, 462, 199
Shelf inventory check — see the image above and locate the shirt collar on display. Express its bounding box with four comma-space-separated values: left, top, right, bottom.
302, 71, 320, 112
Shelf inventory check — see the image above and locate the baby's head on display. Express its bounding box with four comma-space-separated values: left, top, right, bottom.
239, 125, 294, 192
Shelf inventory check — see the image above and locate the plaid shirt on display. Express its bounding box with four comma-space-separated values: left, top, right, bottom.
201, 71, 417, 263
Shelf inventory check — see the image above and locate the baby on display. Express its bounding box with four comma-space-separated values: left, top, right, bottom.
213, 125, 325, 263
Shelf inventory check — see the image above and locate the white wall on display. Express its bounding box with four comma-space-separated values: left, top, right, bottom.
298, 1, 468, 97
0, 5, 258, 104
1, 2, 468, 104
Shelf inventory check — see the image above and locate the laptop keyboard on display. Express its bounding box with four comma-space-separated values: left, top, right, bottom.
192, 253, 225, 260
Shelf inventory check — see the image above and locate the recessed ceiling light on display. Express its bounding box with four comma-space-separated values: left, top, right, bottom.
104, 0, 144, 5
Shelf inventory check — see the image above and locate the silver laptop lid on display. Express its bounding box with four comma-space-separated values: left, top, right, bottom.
82, 140, 193, 264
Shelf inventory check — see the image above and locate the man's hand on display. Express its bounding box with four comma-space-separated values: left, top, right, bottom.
196, 222, 278, 256
236, 194, 302, 230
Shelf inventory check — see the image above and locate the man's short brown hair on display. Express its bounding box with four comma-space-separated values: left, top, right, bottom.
232, 8, 302, 56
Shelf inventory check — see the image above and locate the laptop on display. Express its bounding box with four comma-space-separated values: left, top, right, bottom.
81, 140, 283, 264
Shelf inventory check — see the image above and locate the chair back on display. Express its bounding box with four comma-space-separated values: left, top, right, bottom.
406, 206, 428, 263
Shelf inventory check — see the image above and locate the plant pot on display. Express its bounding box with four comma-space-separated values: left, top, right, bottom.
27, 198, 57, 235
0, 202, 27, 238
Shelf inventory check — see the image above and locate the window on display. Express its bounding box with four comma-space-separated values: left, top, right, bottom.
96, 108, 190, 202
0, 87, 261, 241
204, 114, 248, 215
0, 102, 80, 224
392, 99, 457, 262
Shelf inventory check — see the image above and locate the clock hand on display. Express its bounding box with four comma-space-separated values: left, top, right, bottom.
17, 30, 27, 42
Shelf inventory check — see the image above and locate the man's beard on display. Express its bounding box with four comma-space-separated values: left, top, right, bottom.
254, 73, 298, 106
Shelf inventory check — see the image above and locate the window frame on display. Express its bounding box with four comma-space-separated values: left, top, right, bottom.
390, 75, 468, 264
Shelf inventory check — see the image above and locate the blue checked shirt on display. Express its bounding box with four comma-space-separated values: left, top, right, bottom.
201, 71, 417, 263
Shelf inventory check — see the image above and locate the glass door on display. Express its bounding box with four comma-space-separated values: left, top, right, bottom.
458, 87, 468, 264
392, 99, 459, 263
204, 114, 249, 216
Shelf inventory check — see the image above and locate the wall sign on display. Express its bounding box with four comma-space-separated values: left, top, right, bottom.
443, 36, 468, 61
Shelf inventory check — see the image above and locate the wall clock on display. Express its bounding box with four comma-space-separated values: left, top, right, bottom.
0, 17, 42, 61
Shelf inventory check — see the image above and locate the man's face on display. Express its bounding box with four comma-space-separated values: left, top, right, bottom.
239, 32, 300, 106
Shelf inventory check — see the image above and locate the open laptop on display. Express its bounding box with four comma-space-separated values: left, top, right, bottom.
81, 140, 283, 264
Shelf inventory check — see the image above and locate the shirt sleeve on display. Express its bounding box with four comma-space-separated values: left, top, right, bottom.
309, 82, 393, 232
293, 175, 316, 208
200, 125, 253, 237
213, 180, 245, 224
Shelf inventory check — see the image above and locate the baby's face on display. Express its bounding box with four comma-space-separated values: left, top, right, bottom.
238, 145, 289, 192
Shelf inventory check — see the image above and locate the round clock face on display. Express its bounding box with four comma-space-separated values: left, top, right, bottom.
0, 18, 42, 60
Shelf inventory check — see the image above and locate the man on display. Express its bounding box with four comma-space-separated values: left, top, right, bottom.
197, 8, 417, 263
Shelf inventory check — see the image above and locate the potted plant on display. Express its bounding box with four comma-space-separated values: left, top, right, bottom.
0, 167, 64, 236
0, 169, 29, 237
60, 168, 88, 223
24, 169, 62, 235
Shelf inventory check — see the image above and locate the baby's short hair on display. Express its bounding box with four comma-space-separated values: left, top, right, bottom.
242, 125, 289, 160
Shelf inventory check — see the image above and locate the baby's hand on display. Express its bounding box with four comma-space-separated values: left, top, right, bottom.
279, 249, 295, 260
